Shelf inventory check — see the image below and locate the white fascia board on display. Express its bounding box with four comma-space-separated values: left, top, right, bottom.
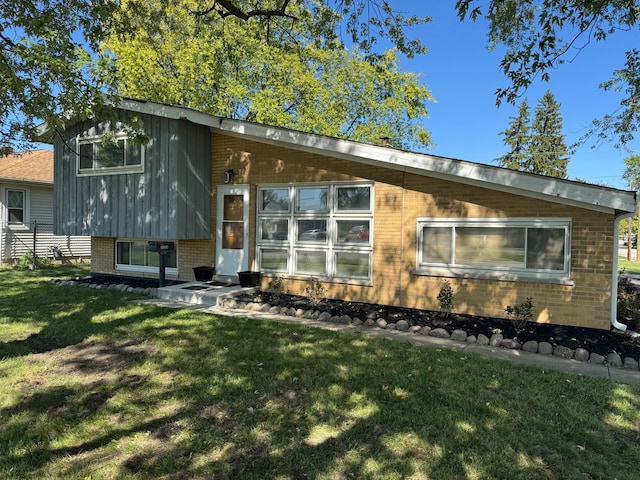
118, 99, 222, 128
215, 118, 637, 215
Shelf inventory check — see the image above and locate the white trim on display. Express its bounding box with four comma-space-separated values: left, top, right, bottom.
76, 133, 145, 176
115, 238, 178, 275
1, 185, 30, 230
256, 181, 374, 282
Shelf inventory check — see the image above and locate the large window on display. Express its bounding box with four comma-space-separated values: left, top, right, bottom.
257, 182, 373, 282
116, 239, 177, 274
417, 218, 571, 281
77, 133, 144, 174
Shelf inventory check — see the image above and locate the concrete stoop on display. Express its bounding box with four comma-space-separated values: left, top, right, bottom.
156, 281, 257, 307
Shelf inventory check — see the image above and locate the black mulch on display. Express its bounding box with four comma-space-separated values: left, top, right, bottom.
233, 291, 640, 361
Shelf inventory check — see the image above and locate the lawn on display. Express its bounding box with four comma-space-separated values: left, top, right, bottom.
619, 256, 640, 275
1, 266, 639, 479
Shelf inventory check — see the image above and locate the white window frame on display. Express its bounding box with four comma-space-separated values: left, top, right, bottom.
2, 186, 30, 230
256, 182, 374, 284
115, 239, 178, 275
76, 132, 145, 176
415, 217, 573, 284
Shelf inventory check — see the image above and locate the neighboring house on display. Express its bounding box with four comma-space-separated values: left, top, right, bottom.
43, 99, 637, 331
0, 150, 91, 264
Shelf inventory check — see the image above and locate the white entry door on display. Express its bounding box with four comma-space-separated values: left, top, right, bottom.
216, 185, 250, 277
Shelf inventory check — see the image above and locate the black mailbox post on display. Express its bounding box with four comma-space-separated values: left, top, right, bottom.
148, 241, 175, 287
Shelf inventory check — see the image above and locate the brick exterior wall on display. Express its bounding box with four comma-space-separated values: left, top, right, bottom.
211, 133, 617, 330
91, 131, 619, 330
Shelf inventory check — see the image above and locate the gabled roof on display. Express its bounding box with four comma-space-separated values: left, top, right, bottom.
72, 99, 640, 215
0, 149, 53, 185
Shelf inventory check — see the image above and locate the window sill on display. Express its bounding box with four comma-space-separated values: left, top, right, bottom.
261, 272, 373, 287
78, 166, 143, 176
412, 268, 575, 286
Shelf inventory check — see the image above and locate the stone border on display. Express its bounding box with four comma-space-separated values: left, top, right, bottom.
50, 277, 157, 297
217, 294, 640, 371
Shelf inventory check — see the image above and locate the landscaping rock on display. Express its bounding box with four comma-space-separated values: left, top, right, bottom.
352, 317, 363, 326
375, 318, 387, 329
364, 318, 375, 327
329, 316, 341, 323
607, 352, 623, 368
269, 306, 281, 314
574, 348, 590, 362
589, 353, 606, 364
553, 345, 574, 359
489, 333, 503, 346
396, 320, 410, 331
318, 312, 331, 322
451, 329, 468, 342
522, 340, 538, 353
409, 325, 422, 334
420, 326, 432, 336
476, 334, 489, 346
538, 342, 553, 355
429, 328, 450, 339
623, 357, 639, 370
501, 338, 521, 350
466, 335, 477, 344
387, 323, 396, 330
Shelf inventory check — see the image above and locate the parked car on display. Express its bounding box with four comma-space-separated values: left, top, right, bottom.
300, 229, 327, 241
345, 225, 369, 242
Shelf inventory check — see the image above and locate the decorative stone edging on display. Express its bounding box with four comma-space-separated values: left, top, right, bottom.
217, 295, 640, 371
49, 277, 158, 297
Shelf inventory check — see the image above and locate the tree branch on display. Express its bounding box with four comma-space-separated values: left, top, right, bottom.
188, 0, 297, 21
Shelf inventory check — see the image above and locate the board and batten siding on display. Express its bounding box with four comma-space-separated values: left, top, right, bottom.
54, 110, 212, 240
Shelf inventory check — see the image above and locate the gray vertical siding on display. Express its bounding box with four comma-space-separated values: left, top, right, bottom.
54, 109, 212, 239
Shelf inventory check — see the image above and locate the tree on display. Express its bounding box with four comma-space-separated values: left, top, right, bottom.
456, 0, 640, 147
0, 0, 431, 153
496, 91, 569, 178
622, 154, 640, 260
495, 98, 530, 170
105, 0, 433, 149
528, 91, 569, 178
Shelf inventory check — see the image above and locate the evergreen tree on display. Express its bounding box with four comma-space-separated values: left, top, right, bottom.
495, 99, 530, 170
496, 91, 569, 179
529, 91, 569, 178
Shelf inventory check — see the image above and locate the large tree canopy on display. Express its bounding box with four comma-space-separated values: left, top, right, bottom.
106, 0, 433, 149
0, 0, 432, 153
456, 0, 640, 148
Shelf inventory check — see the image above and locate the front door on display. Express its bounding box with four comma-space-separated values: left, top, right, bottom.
216, 185, 250, 277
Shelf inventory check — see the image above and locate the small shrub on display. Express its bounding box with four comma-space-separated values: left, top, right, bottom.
505, 297, 534, 333
436, 280, 454, 315
617, 277, 640, 331
14, 251, 35, 269
304, 277, 325, 304
268, 276, 285, 300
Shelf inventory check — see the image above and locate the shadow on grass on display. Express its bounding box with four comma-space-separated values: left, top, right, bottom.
1, 268, 640, 479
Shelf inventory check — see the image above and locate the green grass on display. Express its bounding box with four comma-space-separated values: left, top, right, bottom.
619, 256, 640, 274
1, 265, 639, 479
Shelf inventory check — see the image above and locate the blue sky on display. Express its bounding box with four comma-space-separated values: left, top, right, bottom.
392, 2, 640, 190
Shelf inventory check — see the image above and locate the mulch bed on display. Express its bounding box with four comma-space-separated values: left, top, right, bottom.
232, 291, 640, 361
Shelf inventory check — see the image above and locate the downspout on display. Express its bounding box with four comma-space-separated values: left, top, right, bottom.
612, 211, 635, 332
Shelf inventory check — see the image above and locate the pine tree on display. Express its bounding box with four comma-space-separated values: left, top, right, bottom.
496, 91, 569, 179
528, 91, 569, 178
496, 99, 530, 170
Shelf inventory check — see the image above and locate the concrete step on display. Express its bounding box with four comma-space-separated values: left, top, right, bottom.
156, 281, 249, 306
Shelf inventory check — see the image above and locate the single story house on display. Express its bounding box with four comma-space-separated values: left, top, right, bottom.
43, 99, 637, 331
0, 149, 90, 264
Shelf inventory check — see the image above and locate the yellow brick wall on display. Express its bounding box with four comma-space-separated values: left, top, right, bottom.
211, 133, 617, 330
